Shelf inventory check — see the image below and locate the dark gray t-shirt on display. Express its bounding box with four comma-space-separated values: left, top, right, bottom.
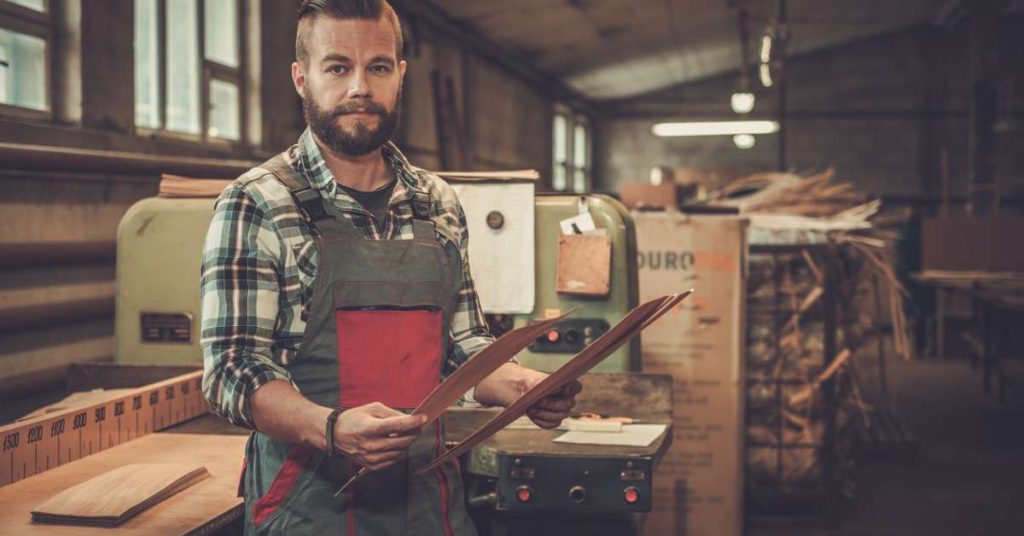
338, 179, 397, 226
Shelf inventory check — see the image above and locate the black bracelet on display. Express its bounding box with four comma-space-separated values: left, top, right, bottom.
326, 408, 344, 458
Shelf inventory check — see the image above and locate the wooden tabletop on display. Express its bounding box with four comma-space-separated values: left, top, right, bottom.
0, 433, 246, 536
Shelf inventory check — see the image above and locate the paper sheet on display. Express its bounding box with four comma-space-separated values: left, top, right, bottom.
553, 424, 668, 447
450, 182, 535, 314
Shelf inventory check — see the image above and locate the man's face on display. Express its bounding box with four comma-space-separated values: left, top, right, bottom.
292, 16, 406, 156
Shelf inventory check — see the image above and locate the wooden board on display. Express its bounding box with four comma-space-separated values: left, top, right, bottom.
0, 433, 246, 536
0, 371, 207, 487
31, 463, 210, 526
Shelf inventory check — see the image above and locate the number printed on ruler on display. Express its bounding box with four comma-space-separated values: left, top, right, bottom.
0, 371, 206, 487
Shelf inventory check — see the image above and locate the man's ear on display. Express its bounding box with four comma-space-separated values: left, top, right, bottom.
398, 59, 407, 81
291, 62, 306, 99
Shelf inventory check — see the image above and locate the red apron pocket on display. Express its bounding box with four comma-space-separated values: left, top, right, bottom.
335, 308, 442, 409
252, 446, 313, 526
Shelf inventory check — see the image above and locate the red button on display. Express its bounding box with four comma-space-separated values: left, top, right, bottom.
516, 485, 532, 502
624, 487, 639, 504
546, 330, 560, 343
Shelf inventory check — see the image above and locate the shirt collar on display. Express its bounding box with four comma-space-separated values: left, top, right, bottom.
292, 128, 423, 209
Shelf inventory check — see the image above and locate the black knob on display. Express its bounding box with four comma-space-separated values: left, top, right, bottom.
569, 485, 586, 503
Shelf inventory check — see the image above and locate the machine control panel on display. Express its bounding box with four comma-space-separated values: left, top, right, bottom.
496, 454, 653, 512
527, 319, 610, 354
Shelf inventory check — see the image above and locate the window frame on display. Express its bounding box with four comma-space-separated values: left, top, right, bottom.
135, 0, 247, 146
552, 110, 570, 191
551, 106, 592, 193
571, 116, 591, 193
0, 0, 53, 120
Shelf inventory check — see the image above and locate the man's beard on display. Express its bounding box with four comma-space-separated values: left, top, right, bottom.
303, 87, 401, 156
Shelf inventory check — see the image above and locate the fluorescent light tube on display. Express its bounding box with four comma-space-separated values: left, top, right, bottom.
651, 120, 779, 137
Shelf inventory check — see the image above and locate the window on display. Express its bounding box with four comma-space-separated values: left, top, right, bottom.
0, 0, 50, 115
552, 113, 569, 191
551, 108, 591, 192
572, 120, 590, 192
134, 0, 245, 142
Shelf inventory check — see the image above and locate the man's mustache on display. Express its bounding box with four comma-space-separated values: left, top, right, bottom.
332, 102, 387, 118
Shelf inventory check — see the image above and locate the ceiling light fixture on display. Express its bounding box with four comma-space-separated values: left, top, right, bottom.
759, 34, 772, 64
759, 63, 773, 88
652, 120, 779, 137
733, 134, 756, 149
731, 92, 755, 114
731, 8, 755, 114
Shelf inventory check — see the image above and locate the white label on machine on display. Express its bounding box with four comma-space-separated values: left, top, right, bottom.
450, 182, 535, 314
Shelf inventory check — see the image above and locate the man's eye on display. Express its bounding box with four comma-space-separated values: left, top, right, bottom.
327, 65, 348, 75
370, 65, 391, 74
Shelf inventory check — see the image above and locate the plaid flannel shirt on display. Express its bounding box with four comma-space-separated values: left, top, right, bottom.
200, 129, 495, 429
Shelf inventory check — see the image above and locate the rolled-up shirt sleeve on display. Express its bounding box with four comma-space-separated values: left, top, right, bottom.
200, 185, 296, 429
444, 202, 501, 377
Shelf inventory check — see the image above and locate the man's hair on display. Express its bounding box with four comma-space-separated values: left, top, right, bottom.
296, 0, 404, 68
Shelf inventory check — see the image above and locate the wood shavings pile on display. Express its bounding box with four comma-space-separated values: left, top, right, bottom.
713, 168, 909, 510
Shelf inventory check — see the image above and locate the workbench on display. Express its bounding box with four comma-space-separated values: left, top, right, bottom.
911, 271, 1024, 399
0, 369, 672, 535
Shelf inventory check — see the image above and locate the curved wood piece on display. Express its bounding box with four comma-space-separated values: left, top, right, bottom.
413, 309, 575, 422
416, 291, 692, 474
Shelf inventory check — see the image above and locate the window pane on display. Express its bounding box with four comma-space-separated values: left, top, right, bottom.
552, 114, 568, 191
166, 0, 200, 134
573, 123, 588, 168
573, 169, 586, 193
9, 0, 46, 11
0, 28, 47, 111
134, 0, 160, 128
204, 0, 238, 68
208, 78, 239, 140
573, 123, 588, 192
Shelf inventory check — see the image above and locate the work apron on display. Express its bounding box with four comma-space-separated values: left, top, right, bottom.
240, 155, 476, 536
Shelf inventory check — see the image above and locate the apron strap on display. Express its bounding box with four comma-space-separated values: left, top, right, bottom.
411, 219, 435, 240
260, 152, 439, 240
409, 190, 437, 240
260, 153, 334, 227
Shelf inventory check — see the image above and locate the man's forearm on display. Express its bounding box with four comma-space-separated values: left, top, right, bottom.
473, 362, 533, 407
250, 380, 333, 451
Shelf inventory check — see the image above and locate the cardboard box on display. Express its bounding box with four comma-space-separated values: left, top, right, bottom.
633, 213, 747, 536
619, 182, 678, 210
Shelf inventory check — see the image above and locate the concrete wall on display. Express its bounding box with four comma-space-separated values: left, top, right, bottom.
595, 23, 1024, 206
0, 0, 556, 399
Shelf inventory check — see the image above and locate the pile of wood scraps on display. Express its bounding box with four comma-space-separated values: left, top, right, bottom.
708, 167, 912, 510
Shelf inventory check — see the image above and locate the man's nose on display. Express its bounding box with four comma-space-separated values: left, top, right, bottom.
346, 69, 371, 99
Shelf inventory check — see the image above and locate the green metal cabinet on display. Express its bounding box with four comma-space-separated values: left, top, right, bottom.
511, 194, 640, 373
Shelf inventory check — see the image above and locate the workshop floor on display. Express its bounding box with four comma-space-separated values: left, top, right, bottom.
750, 355, 1024, 536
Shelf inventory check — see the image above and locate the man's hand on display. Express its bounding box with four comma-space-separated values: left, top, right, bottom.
331, 402, 427, 472
520, 369, 582, 429
474, 363, 582, 429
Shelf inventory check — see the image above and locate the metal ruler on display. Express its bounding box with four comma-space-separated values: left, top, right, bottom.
0, 370, 207, 487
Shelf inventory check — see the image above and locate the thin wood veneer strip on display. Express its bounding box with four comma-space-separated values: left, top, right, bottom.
416, 290, 692, 474
413, 310, 574, 422
31, 463, 210, 526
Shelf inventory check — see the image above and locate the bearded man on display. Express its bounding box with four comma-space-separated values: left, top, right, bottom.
199, 1, 580, 534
